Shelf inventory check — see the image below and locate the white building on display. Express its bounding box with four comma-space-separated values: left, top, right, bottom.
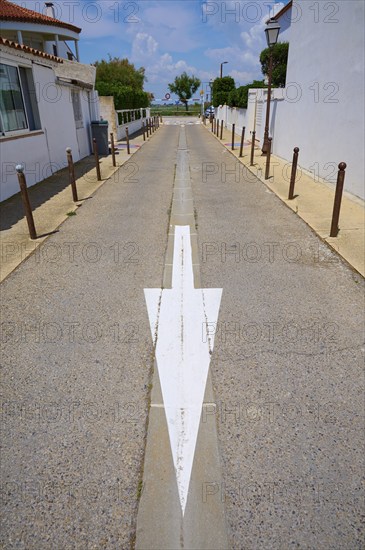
0, 0, 99, 201
218, 0, 365, 200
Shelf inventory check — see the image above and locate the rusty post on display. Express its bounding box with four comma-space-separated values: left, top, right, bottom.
239, 126, 246, 157
216, 119, 218, 136
93, 138, 101, 181
265, 137, 272, 180
146, 119, 149, 137
288, 147, 300, 200
330, 162, 347, 237
250, 131, 256, 166
66, 147, 78, 201
220, 120, 223, 140
142, 122, 146, 141
15, 165, 37, 239
110, 133, 116, 167
125, 126, 131, 154
160, 113, 162, 123
231, 123, 235, 150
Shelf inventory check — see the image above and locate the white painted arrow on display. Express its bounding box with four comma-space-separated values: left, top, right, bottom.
144, 225, 222, 515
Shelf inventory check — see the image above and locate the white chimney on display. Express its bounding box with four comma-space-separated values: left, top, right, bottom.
45, 2, 55, 18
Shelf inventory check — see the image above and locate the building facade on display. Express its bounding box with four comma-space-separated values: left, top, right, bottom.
217, 0, 364, 200
0, 0, 99, 201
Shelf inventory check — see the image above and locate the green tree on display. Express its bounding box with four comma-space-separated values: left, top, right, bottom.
94, 55, 150, 109
227, 80, 266, 109
95, 55, 146, 89
168, 72, 201, 111
259, 42, 289, 87
212, 76, 235, 108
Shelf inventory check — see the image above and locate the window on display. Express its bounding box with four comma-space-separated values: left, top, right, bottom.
71, 90, 83, 129
0, 63, 41, 135
0, 63, 27, 132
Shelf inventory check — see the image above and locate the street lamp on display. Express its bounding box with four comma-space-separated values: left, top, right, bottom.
261, 18, 280, 155
220, 61, 228, 79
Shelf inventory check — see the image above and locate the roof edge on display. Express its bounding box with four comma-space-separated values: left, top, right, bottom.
0, 36, 63, 63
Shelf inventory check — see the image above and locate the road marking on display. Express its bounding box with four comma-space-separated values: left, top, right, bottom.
144, 225, 222, 515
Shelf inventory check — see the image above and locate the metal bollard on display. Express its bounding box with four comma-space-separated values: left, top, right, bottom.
125, 126, 131, 154
216, 119, 219, 137
160, 113, 162, 123
142, 122, 146, 141
265, 137, 272, 180
231, 124, 235, 150
66, 147, 78, 201
110, 133, 116, 167
211, 116, 213, 130
250, 131, 256, 166
146, 119, 149, 137
15, 165, 37, 239
239, 126, 245, 157
330, 162, 347, 237
220, 120, 223, 140
288, 147, 300, 200
93, 138, 102, 181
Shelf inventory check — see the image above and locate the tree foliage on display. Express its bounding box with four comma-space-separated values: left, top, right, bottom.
212, 76, 235, 108
94, 55, 150, 109
259, 42, 289, 87
168, 72, 201, 110
227, 80, 266, 109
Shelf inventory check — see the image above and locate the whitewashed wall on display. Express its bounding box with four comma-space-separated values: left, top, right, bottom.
0, 47, 98, 201
273, 0, 364, 200
217, 0, 364, 200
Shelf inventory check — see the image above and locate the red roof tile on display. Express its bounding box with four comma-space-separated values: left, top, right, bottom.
0, 35, 64, 62
0, 0, 81, 34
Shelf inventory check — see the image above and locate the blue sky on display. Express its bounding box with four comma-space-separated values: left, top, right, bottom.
17, 0, 289, 100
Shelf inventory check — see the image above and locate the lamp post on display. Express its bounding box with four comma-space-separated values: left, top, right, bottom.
220, 61, 228, 79
261, 18, 280, 155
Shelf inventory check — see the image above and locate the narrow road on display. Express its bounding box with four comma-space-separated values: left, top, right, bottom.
1, 119, 364, 549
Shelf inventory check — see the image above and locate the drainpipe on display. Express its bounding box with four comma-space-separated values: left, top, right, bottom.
17, 30, 23, 44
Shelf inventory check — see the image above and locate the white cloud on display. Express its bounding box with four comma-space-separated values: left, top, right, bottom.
132, 33, 158, 61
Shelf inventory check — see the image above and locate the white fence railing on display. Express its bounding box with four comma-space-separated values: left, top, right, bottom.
116, 108, 151, 140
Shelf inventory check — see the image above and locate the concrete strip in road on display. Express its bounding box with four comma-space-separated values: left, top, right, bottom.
0, 127, 160, 283
136, 124, 229, 549
204, 122, 365, 277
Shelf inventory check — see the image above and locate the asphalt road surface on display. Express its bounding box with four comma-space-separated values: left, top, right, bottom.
1, 119, 364, 549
